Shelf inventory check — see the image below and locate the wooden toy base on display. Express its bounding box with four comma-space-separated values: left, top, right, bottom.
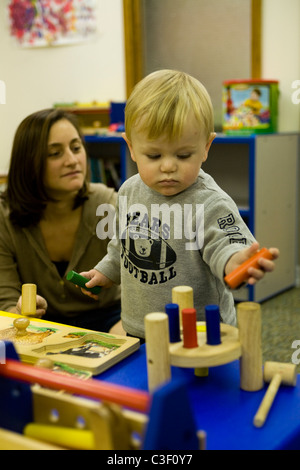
0, 313, 140, 376
169, 322, 241, 368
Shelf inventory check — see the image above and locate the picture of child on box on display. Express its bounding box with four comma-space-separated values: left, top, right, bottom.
223, 80, 278, 134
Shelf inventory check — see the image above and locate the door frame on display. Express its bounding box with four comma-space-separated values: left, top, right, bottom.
123, 0, 262, 97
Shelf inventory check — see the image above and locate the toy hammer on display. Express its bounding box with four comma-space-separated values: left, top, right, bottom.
253, 361, 297, 428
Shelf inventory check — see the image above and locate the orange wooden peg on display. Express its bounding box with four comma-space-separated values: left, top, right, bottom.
224, 247, 274, 289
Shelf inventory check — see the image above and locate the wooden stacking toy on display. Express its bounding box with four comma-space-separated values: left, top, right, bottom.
145, 286, 265, 395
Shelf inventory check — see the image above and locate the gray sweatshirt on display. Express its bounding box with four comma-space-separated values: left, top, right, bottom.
95, 170, 255, 338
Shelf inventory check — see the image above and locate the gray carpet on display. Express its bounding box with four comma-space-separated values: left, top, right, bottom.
260, 287, 300, 371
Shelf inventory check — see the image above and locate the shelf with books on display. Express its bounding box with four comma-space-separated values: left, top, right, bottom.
84, 134, 137, 190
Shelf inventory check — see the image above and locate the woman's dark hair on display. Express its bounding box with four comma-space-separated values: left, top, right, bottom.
1, 108, 90, 227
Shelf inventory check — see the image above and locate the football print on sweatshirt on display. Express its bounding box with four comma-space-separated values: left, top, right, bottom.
121, 226, 176, 271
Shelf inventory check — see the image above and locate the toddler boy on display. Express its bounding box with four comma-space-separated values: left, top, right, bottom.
82, 70, 278, 339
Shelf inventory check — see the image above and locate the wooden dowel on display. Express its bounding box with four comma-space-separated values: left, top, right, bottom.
21, 284, 37, 316
205, 305, 221, 345
0, 359, 150, 413
172, 286, 193, 327
237, 302, 263, 391
165, 303, 181, 343
182, 308, 198, 349
197, 430, 207, 450
224, 248, 273, 289
145, 312, 171, 392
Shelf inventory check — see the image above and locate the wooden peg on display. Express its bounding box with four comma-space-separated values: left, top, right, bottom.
21, 284, 37, 317
237, 302, 263, 391
182, 308, 198, 348
197, 430, 207, 450
253, 361, 297, 427
35, 358, 54, 370
205, 305, 221, 345
144, 313, 171, 392
172, 286, 193, 327
165, 303, 181, 343
224, 247, 274, 289
13, 317, 30, 337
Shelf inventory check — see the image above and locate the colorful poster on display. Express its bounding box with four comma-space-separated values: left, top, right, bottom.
8, 0, 97, 47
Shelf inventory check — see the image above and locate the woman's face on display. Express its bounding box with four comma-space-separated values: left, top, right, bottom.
44, 119, 87, 199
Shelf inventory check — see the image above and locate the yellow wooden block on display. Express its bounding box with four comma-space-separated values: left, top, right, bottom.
24, 423, 94, 450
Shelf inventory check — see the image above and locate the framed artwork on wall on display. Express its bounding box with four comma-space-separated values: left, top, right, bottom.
7, 0, 97, 47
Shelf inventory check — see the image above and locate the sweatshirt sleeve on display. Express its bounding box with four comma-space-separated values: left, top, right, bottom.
201, 194, 256, 283
94, 237, 121, 284
94, 194, 121, 285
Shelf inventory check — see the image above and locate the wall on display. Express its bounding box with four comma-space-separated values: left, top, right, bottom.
262, 0, 300, 132
0, 0, 126, 173
142, 0, 251, 130
262, 0, 300, 273
142, 0, 300, 271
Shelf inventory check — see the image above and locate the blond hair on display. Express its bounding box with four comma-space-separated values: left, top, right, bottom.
125, 69, 214, 142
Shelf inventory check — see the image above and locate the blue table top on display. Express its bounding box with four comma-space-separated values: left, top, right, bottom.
98, 344, 300, 450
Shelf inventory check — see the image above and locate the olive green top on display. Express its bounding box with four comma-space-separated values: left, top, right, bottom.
0, 183, 120, 320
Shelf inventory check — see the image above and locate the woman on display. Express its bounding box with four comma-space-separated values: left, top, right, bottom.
0, 108, 122, 333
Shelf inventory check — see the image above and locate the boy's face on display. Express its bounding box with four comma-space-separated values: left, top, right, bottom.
124, 112, 215, 197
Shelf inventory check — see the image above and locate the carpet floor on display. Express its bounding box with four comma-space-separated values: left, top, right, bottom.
259, 287, 300, 371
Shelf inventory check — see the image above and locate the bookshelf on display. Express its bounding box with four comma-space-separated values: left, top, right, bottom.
84, 134, 137, 189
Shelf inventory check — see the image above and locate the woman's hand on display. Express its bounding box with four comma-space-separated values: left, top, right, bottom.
15, 295, 48, 318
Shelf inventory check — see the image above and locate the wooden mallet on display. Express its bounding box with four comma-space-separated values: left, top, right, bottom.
253, 361, 297, 428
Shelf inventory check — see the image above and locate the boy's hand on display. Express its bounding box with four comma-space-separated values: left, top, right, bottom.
79, 269, 114, 299
225, 242, 279, 287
